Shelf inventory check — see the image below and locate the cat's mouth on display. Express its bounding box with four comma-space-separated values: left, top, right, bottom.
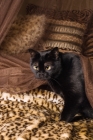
36, 76, 50, 80
36, 73, 50, 80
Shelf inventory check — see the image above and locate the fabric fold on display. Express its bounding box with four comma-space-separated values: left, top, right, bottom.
0, 0, 24, 45
80, 54, 93, 108
0, 53, 46, 93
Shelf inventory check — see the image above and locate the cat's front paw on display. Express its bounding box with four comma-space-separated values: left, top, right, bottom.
60, 112, 74, 123
59, 113, 67, 122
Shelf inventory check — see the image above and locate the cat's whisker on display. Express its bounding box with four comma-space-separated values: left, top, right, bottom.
50, 77, 62, 88
47, 80, 56, 93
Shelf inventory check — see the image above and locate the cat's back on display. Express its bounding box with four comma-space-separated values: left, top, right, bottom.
60, 52, 80, 63
61, 52, 80, 61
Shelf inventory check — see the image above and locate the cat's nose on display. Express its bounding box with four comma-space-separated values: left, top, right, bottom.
39, 73, 44, 78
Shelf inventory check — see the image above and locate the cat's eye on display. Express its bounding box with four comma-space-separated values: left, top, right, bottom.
45, 66, 51, 70
33, 65, 39, 70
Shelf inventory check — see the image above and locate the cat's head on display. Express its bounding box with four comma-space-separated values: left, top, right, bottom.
29, 47, 62, 80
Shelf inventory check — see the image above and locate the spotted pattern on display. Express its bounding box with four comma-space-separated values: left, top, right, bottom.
0, 89, 93, 139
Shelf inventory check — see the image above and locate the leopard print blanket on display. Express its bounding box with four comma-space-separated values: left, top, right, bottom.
0, 89, 93, 140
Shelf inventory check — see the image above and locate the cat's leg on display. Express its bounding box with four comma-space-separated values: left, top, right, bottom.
60, 99, 80, 122
48, 80, 64, 98
81, 106, 93, 119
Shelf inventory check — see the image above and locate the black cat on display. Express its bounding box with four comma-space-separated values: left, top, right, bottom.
28, 47, 93, 122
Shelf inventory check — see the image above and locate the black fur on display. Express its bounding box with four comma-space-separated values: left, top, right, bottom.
29, 47, 93, 122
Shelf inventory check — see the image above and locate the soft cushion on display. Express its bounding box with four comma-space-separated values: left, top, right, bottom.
0, 15, 46, 54
41, 19, 87, 53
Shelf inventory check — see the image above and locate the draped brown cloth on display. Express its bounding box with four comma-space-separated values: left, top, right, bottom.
80, 55, 93, 108
0, 0, 24, 45
0, 52, 46, 93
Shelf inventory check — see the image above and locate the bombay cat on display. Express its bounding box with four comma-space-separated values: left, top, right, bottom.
29, 47, 93, 122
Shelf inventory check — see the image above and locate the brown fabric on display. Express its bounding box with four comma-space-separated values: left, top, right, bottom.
0, 52, 46, 93
27, 4, 93, 24
27, 0, 93, 11
83, 14, 93, 59
80, 55, 93, 108
0, 0, 24, 45
0, 14, 46, 54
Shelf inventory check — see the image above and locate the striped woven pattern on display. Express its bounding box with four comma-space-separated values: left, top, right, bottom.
42, 19, 87, 53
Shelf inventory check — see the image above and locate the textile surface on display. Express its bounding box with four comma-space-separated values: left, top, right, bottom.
80, 55, 93, 108
0, 89, 93, 139
27, 2, 93, 54
27, 0, 93, 25
0, 15, 46, 54
83, 14, 93, 59
0, 52, 46, 93
0, 0, 24, 45
41, 19, 87, 54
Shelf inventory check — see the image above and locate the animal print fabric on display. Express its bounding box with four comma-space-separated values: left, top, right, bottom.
72, 120, 93, 140
0, 89, 72, 140
0, 15, 46, 54
0, 89, 93, 140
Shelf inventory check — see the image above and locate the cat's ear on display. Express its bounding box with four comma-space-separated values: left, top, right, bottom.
28, 48, 39, 58
50, 47, 59, 59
